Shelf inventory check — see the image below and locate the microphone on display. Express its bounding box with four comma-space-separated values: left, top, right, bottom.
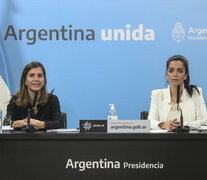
173, 85, 189, 133
177, 85, 180, 111
33, 91, 38, 107
22, 91, 39, 133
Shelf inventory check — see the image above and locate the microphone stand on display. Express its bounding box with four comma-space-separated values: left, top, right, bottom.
172, 105, 189, 133
172, 85, 189, 133
21, 91, 38, 133
24, 108, 37, 133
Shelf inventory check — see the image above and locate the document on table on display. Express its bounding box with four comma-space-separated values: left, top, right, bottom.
46, 128, 79, 133
199, 126, 207, 131
2, 126, 13, 130
150, 129, 169, 133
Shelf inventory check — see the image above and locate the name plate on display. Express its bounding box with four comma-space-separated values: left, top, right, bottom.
80, 120, 107, 133
107, 120, 150, 133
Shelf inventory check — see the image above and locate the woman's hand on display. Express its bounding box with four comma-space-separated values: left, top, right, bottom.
30, 118, 46, 129
159, 119, 180, 131
12, 119, 27, 129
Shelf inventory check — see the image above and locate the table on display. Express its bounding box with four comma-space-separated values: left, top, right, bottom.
1, 130, 207, 180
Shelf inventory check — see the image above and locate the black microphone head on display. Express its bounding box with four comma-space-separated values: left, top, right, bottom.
177, 85, 180, 104
177, 85, 180, 111
33, 91, 39, 107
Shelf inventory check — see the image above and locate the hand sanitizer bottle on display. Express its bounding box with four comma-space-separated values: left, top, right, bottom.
108, 104, 118, 121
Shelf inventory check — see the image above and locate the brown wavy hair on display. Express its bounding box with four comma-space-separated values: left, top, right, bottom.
16, 61, 49, 107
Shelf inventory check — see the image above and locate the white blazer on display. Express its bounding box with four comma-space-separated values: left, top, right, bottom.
148, 86, 207, 129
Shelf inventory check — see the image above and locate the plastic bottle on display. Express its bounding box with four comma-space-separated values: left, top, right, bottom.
108, 104, 118, 121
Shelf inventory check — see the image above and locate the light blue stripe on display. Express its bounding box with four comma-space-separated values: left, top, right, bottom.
0, 40, 9, 89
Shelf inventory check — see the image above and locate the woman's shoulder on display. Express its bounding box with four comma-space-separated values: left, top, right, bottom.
151, 88, 170, 100
8, 95, 19, 107
192, 86, 202, 96
151, 88, 168, 95
10, 95, 18, 102
196, 86, 202, 92
47, 93, 59, 102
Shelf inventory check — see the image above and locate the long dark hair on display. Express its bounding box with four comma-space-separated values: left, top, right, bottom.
16, 61, 49, 107
166, 55, 199, 97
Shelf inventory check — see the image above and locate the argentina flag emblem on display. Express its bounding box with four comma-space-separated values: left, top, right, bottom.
172, 22, 185, 43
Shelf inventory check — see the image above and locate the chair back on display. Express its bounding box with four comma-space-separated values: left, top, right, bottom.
140, 111, 149, 120
61, 112, 67, 128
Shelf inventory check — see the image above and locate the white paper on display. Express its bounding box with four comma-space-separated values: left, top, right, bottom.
199, 126, 207, 130
2, 125, 13, 130
150, 129, 169, 133
46, 128, 79, 133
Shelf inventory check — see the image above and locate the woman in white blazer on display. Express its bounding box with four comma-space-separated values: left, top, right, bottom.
148, 55, 207, 130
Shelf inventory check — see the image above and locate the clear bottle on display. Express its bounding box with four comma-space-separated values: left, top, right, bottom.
108, 104, 118, 121
0, 108, 2, 134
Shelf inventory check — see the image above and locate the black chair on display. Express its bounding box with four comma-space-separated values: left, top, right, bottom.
140, 111, 149, 120
61, 112, 67, 128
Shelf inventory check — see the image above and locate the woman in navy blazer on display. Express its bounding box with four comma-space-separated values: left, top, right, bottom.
148, 55, 207, 130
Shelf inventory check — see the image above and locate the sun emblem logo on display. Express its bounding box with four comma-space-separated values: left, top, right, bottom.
172, 22, 185, 43
82, 121, 92, 131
